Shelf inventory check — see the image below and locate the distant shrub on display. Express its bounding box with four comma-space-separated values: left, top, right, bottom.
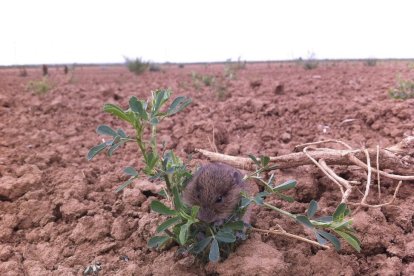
27, 77, 52, 94
303, 59, 318, 70
389, 78, 414, 100
364, 58, 377, 66
300, 53, 318, 70
178, 64, 185, 68
125, 57, 149, 75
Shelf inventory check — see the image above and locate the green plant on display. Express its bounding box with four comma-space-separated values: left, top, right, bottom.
191, 72, 215, 87
224, 57, 246, 79
87, 90, 360, 263
27, 77, 52, 94
301, 53, 318, 70
389, 78, 414, 100
124, 57, 149, 75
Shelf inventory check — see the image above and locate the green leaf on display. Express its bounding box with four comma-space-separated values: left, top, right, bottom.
275, 192, 295, 202
260, 156, 270, 167
215, 230, 236, 243
144, 151, 159, 173
317, 230, 341, 250
273, 179, 297, 192
209, 238, 220, 262
333, 203, 347, 222
191, 206, 200, 219
108, 142, 121, 156
152, 90, 170, 115
147, 235, 170, 248
253, 194, 264, 205
179, 223, 190, 245
157, 189, 167, 198
167, 96, 192, 116
87, 142, 107, 160
334, 230, 361, 252
96, 125, 118, 137
240, 197, 252, 209
307, 200, 318, 218
124, 166, 138, 176
150, 117, 159, 125
191, 237, 212, 254
172, 186, 183, 210
129, 96, 148, 120
315, 231, 328, 245
248, 154, 261, 166
296, 215, 314, 229
316, 216, 333, 223
223, 221, 245, 231
103, 103, 131, 123
115, 177, 135, 193
150, 200, 176, 215
157, 216, 181, 233
117, 128, 127, 138
331, 220, 352, 230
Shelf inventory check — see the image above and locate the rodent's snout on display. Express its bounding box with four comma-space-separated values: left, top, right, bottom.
197, 208, 217, 223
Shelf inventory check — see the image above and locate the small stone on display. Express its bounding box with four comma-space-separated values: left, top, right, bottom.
281, 132, 291, 143
224, 144, 240, 156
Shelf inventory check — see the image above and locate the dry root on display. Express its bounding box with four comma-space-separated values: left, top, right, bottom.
197, 136, 414, 208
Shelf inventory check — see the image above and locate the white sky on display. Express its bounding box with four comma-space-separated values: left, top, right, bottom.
1, 0, 413, 65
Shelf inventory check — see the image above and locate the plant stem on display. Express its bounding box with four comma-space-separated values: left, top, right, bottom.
136, 132, 147, 162
151, 125, 158, 155
263, 202, 297, 220
163, 172, 172, 196
251, 227, 330, 249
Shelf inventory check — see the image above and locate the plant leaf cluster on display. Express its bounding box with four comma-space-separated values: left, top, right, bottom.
244, 154, 361, 252
87, 90, 361, 264
389, 78, 414, 100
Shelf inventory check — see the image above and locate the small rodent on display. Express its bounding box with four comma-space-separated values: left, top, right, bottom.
183, 163, 247, 224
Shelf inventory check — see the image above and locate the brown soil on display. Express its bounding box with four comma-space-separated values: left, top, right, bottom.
1, 61, 413, 276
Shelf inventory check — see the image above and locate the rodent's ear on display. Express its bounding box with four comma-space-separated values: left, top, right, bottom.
232, 170, 243, 185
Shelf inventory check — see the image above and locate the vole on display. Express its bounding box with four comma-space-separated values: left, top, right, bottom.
183, 163, 248, 224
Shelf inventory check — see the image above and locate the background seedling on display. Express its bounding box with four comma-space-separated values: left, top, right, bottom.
124, 57, 149, 75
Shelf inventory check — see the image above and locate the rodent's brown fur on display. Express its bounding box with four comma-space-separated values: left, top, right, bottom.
183, 163, 247, 223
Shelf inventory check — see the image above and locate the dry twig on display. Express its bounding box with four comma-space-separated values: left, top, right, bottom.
197, 136, 414, 209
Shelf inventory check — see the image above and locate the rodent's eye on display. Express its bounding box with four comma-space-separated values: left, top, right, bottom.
216, 195, 223, 203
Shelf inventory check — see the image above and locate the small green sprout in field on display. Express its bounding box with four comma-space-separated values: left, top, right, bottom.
88, 90, 361, 263
224, 57, 246, 80
389, 77, 414, 100
299, 53, 318, 70
27, 77, 52, 94
124, 57, 149, 75
191, 72, 215, 87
